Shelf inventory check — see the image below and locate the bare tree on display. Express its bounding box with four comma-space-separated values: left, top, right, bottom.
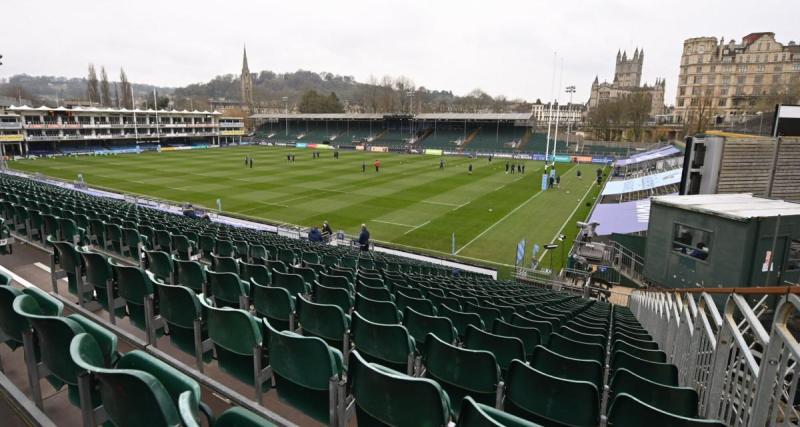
87, 64, 100, 104
100, 66, 111, 107
119, 68, 132, 108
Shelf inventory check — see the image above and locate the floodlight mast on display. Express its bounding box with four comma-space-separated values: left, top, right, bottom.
565, 86, 576, 150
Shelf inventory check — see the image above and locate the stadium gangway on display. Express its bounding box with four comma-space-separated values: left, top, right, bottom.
630, 285, 800, 427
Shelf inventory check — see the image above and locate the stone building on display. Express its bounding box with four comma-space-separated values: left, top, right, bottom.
674, 32, 800, 124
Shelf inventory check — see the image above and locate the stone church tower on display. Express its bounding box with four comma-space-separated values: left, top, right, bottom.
614, 48, 643, 88
240, 46, 254, 111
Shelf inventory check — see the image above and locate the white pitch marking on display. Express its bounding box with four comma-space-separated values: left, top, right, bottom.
372, 220, 416, 228
403, 220, 431, 235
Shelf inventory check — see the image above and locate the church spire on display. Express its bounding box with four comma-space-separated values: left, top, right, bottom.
242, 45, 250, 75
240, 44, 254, 111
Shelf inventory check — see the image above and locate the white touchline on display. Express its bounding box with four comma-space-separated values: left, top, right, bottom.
538, 171, 595, 262
403, 220, 431, 235
372, 219, 416, 228
456, 164, 578, 255
420, 200, 460, 207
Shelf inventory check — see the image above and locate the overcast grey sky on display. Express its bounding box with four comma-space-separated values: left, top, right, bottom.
2, 0, 798, 106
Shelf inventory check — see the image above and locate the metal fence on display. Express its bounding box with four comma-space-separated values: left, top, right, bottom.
630, 287, 800, 426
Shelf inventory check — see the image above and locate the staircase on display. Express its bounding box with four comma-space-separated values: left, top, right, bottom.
460, 127, 481, 149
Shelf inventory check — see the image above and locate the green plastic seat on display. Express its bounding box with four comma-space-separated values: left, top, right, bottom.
612, 340, 666, 363
264, 320, 344, 424
77, 248, 122, 315
249, 244, 269, 262
212, 255, 239, 274
505, 360, 599, 427
510, 313, 552, 344
272, 269, 309, 297
558, 326, 606, 346
240, 262, 270, 288
492, 319, 541, 360
318, 271, 353, 293
457, 396, 541, 427
0, 285, 63, 352
170, 234, 196, 260
266, 259, 288, 274
464, 324, 525, 377
314, 283, 354, 313
144, 250, 174, 284
206, 270, 250, 309
174, 259, 206, 294
51, 240, 85, 298
396, 292, 436, 316
290, 265, 317, 287
429, 294, 462, 312
70, 333, 203, 427
423, 334, 500, 417
357, 282, 394, 302
531, 345, 603, 391
463, 303, 502, 331
440, 305, 484, 341
610, 368, 699, 418
214, 239, 235, 258
105, 222, 124, 253
198, 297, 267, 389
155, 281, 212, 364
350, 311, 416, 374
354, 293, 402, 325
13, 294, 118, 408
358, 275, 385, 289
403, 307, 457, 351
611, 350, 679, 386
251, 279, 295, 331
348, 350, 452, 427
296, 295, 350, 351
612, 332, 659, 350
607, 393, 725, 427
179, 392, 277, 427
109, 259, 155, 330
548, 333, 607, 365
121, 227, 144, 260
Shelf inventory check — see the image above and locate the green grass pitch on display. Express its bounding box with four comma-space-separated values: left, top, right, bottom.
10, 146, 606, 275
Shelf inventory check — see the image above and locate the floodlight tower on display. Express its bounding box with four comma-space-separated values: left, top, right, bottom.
407, 89, 414, 142
565, 85, 576, 150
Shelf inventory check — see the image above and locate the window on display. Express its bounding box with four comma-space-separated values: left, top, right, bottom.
788, 240, 800, 270
722, 76, 731, 85
679, 87, 686, 96
698, 45, 705, 54
757, 64, 766, 72
696, 65, 702, 73
673, 224, 712, 260
678, 99, 685, 107
720, 87, 728, 96
774, 65, 783, 72
755, 75, 764, 84
738, 64, 747, 73
718, 98, 727, 107
737, 76, 746, 84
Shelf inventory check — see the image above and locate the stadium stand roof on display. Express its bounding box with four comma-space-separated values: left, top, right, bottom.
250, 113, 384, 120
615, 145, 681, 166
414, 113, 533, 121
250, 112, 534, 121
6, 105, 222, 115
601, 168, 682, 196
652, 193, 800, 221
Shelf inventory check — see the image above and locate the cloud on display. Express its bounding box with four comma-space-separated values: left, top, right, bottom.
1, 0, 797, 106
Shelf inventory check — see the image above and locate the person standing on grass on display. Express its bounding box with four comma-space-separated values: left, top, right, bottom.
361, 161, 366, 173
577, 169, 582, 179
517, 164, 521, 174
440, 158, 445, 170
468, 163, 473, 175
374, 159, 381, 173
245, 156, 248, 166
505, 161, 509, 174
358, 224, 370, 251
249, 157, 253, 168
522, 164, 525, 174
548, 175, 555, 189
556, 174, 561, 188
510, 163, 515, 174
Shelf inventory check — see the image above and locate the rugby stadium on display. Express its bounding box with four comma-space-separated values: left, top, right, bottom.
2, 8, 800, 427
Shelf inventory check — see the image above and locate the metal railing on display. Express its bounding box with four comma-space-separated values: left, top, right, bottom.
631, 286, 800, 426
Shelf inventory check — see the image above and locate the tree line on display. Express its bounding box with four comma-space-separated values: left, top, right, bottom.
586, 91, 652, 141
